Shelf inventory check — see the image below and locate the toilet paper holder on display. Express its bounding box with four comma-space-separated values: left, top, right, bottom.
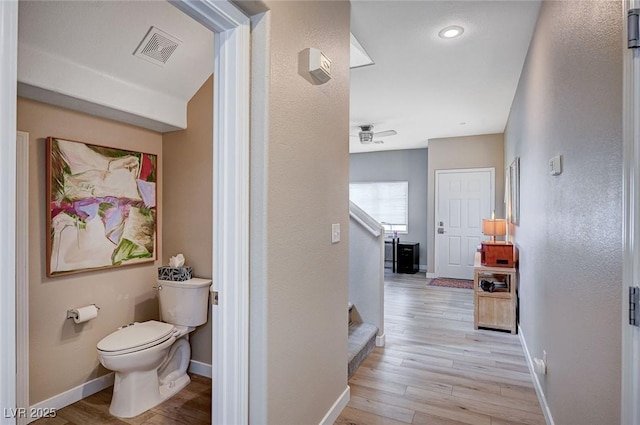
67, 304, 100, 320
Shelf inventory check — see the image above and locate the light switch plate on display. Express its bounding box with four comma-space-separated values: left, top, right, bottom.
549, 155, 562, 176
331, 223, 340, 244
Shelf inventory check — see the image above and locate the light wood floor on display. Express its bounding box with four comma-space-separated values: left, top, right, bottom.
335, 271, 545, 425
32, 272, 543, 425
31, 374, 211, 425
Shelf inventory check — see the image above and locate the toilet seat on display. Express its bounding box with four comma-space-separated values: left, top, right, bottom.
97, 320, 176, 356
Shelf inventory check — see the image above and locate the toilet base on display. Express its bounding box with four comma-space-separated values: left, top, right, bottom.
109, 370, 191, 418
159, 373, 191, 402
109, 369, 162, 418
107, 336, 193, 418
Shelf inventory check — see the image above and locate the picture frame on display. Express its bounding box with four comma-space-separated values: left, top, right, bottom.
509, 156, 520, 225
46, 137, 157, 277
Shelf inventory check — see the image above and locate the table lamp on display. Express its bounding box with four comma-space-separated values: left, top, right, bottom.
482, 218, 506, 243
480, 214, 516, 267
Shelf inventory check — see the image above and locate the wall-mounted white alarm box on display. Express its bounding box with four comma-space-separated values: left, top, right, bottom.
306, 48, 331, 84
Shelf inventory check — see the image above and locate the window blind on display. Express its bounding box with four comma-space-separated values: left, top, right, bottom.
349, 181, 408, 233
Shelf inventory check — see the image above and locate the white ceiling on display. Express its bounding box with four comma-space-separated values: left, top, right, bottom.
18, 1, 213, 132
349, 1, 541, 153
17, 1, 540, 140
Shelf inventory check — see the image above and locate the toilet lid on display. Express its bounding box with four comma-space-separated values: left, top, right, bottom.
97, 320, 175, 354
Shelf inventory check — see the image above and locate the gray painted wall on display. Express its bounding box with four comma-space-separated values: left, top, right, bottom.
504, 1, 622, 423
350, 149, 428, 268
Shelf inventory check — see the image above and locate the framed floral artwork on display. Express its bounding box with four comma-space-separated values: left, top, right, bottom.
47, 137, 157, 276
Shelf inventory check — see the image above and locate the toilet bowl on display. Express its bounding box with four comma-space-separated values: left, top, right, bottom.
97, 278, 211, 418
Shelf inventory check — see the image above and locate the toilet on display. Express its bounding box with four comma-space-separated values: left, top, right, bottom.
97, 277, 211, 418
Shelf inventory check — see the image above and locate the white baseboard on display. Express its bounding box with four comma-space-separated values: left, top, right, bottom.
426, 272, 436, 278
26, 373, 114, 424
23, 361, 211, 424
376, 333, 386, 347
188, 360, 212, 378
24, 361, 346, 424
319, 386, 350, 425
518, 325, 554, 425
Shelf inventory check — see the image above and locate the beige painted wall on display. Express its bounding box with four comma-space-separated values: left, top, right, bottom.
504, 1, 622, 423
250, 2, 351, 423
162, 75, 213, 364
426, 133, 504, 274
17, 97, 163, 404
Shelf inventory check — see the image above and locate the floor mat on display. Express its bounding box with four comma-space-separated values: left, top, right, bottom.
428, 277, 474, 289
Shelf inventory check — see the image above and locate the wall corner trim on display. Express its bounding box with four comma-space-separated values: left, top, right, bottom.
16, 131, 29, 425
0, 1, 18, 420
318, 386, 350, 425
170, 1, 251, 424
518, 325, 555, 425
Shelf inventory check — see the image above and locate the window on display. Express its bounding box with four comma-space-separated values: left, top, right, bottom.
350, 181, 408, 233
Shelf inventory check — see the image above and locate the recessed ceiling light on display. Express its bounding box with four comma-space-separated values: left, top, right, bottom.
439, 25, 464, 39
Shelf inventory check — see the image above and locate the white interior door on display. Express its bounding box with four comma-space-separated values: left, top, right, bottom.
435, 168, 494, 280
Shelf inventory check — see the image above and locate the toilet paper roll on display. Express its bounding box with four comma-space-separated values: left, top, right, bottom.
72, 305, 99, 324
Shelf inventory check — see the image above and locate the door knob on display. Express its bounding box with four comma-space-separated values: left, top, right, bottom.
438, 228, 445, 234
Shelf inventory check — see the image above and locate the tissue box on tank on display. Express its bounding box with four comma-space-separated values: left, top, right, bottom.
158, 266, 193, 281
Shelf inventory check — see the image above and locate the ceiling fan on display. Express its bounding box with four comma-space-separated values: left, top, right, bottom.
351, 125, 397, 144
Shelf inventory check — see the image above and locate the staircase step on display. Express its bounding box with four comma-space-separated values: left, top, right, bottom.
348, 322, 378, 378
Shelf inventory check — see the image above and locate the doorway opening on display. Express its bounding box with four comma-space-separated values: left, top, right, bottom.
10, 2, 251, 424
434, 168, 495, 280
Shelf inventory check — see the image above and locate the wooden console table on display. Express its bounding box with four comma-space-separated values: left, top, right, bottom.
473, 254, 517, 334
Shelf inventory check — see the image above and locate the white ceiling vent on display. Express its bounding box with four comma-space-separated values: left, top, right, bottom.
133, 26, 181, 66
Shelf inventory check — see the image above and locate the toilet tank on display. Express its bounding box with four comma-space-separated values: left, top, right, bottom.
157, 278, 212, 327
